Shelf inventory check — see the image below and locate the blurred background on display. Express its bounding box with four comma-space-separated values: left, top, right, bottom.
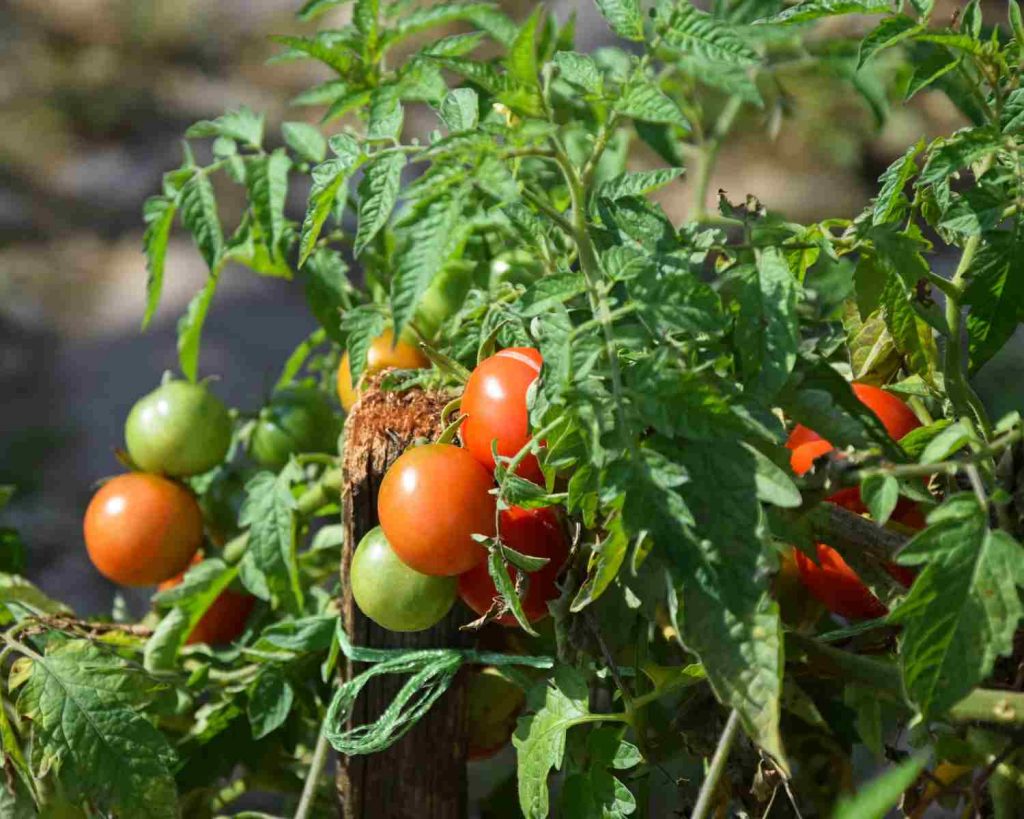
0, 0, 973, 617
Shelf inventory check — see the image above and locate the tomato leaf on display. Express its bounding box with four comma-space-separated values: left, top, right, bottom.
594, 0, 644, 41
891, 496, 1024, 720
513, 665, 590, 819
355, 151, 406, 257
860, 473, 899, 526
141, 196, 176, 330
282, 121, 327, 163
238, 466, 304, 613
177, 270, 220, 383
14, 641, 178, 819
248, 668, 295, 739
833, 753, 928, 819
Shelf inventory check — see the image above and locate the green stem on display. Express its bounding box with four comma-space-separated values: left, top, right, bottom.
294, 724, 333, 819
692, 96, 742, 222
551, 149, 634, 454
945, 234, 994, 440
690, 710, 741, 819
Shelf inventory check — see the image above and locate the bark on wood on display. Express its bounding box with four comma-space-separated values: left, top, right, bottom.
337, 379, 470, 819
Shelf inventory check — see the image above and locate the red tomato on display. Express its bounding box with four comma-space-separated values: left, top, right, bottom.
461, 348, 544, 483
787, 383, 921, 450
84, 473, 203, 587
787, 386, 922, 619
795, 501, 920, 620
158, 556, 255, 646
459, 506, 568, 626
378, 443, 496, 576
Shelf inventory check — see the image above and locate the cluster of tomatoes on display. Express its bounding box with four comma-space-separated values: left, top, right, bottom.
82, 378, 341, 645
784, 383, 924, 620
347, 344, 569, 634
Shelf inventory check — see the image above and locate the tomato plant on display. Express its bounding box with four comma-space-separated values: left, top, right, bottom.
83, 473, 203, 586
377, 443, 495, 576
459, 506, 567, 626
461, 347, 545, 483
349, 526, 457, 632
249, 386, 340, 470
124, 379, 231, 477
7, 1, 1024, 817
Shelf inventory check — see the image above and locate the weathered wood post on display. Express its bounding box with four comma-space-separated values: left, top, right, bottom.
337, 381, 470, 819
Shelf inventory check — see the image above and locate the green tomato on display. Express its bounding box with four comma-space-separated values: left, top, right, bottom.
411, 262, 473, 340
249, 386, 340, 471
350, 526, 456, 632
125, 380, 232, 477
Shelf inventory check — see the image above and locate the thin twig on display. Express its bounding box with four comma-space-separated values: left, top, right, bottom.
691, 710, 741, 819
294, 725, 333, 819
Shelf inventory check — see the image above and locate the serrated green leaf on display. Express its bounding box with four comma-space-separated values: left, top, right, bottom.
299, 150, 363, 267
298, 0, 353, 21
292, 79, 351, 107
438, 87, 479, 132
858, 15, 920, 67
554, 52, 601, 98
872, 141, 922, 225
391, 194, 465, 335
15, 641, 178, 819
759, 0, 889, 25
963, 231, 1024, 373
672, 441, 786, 769
465, 5, 519, 46
239, 467, 304, 613
746, 443, 802, 508
271, 32, 360, 74
596, 167, 684, 201
486, 548, 538, 633
892, 497, 1024, 720
659, 3, 758, 66
367, 84, 404, 141
339, 304, 388, 384
513, 666, 591, 819
177, 270, 220, 383
354, 0, 379, 56
180, 171, 223, 271
385, 2, 496, 49
571, 518, 628, 612
936, 184, 1005, 237
282, 121, 327, 163
615, 77, 690, 128
880, 272, 939, 381
918, 420, 969, 463
248, 669, 295, 739
248, 148, 290, 257
736, 249, 799, 401
186, 106, 264, 147
918, 128, 1002, 187
507, 7, 542, 88
141, 196, 176, 330
595, 0, 644, 41
355, 152, 405, 256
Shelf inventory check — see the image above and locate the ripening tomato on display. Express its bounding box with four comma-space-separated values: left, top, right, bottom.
458, 506, 567, 626
467, 668, 526, 761
786, 383, 921, 450
158, 555, 255, 645
249, 386, 340, 470
84, 473, 203, 586
350, 527, 457, 632
461, 348, 544, 483
378, 443, 495, 576
125, 379, 232, 477
789, 387, 922, 618
336, 330, 429, 412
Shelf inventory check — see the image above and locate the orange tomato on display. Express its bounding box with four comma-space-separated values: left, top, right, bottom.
84, 473, 202, 586
336, 330, 429, 412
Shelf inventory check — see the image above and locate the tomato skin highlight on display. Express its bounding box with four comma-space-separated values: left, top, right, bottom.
336, 330, 429, 412
787, 384, 922, 619
84, 473, 203, 586
249, 386, 340, 470
378, 443, 495, 576
158, 557, 255, 645
350, 527, 457, 632
458, 506, 567, 626
461, 348, 544, 483
125, 380, 232, 477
